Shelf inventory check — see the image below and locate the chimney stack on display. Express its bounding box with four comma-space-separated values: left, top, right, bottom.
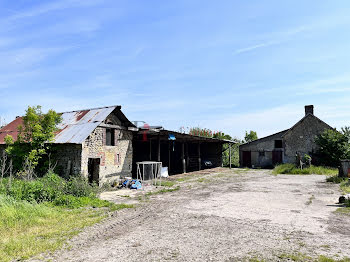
305, 105, 314, 116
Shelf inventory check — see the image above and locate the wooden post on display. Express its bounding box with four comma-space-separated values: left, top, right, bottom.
149, 139, 152, 160
229, 143, 232, 169
198, 142, 201, 171
168, 141, 171, 173
182, 142, 186, 173
157, 135, 161, 162
186, 143, 189, 170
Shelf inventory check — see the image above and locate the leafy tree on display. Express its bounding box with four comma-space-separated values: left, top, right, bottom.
213, 132, 242, 167
189, 127, 213, 138
244, 130, 258, 143
5, 106, 62, 177
315, 128, 350, 167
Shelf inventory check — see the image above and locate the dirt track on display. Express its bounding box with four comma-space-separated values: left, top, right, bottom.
33, 168, 350, 261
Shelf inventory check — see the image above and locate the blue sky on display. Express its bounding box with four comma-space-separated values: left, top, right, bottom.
0, 0, 350, 139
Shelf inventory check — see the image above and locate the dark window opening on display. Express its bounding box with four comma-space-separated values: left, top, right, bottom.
106, 128, 115, 146
274, 140, 283, 149
259, 151, 265, 157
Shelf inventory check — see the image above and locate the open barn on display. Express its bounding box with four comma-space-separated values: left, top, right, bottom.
133, 128, 233, 177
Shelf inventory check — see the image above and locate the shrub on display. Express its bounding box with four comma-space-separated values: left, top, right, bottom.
0, 173, 100, 206
326, 175, 348, 183
273, 164, 338, 175
65, 175, 99, 197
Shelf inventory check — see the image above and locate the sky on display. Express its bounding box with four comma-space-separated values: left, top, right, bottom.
0, 0, 350, 139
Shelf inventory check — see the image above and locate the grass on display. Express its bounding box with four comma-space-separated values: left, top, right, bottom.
306, 195, 315, 205
273, 164, 338, 175
318, 255, 350, 262
0, 195, 106, 262
176, 176, 193, 182
276, 253, 350, 262
0, 173, 134, 262
152, 180, 176, 187
326, 175, 350, 194
145, 186, 180, 196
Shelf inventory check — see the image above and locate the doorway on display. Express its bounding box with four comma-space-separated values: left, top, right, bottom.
272, 151, 283, 165
88, 158, 100, 185
242, 151, 252, 167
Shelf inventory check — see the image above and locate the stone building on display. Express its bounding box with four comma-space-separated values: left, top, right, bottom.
239, 105, 332, 168
0, 105, 136, 184
0, 105, 231, 183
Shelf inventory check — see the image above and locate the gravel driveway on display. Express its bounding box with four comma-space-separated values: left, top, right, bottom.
34, 168, 350, 261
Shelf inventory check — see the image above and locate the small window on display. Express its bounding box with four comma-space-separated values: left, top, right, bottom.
106, 128, 115, 146
275, 140, 283, 148
259, 151, 265, 157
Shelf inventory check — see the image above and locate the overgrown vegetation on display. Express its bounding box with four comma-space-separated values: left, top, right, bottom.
273, 164, 338, 175
4, 106, 62, 177
327, 175, 350, 195
315, 127, 350, 167
0, 106, 132, 261
0, 194, 105, 262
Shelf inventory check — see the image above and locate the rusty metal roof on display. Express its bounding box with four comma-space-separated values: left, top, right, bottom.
0, 105, 131, 144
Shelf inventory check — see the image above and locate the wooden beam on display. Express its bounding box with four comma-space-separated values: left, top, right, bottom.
229, 143, 232, 169
182, 142, 186, 173
157, 135, 161, 162
198, 143, 201, 171
149, 139, 152, 160
168, 141, 171, 173
99, 123, 127, 130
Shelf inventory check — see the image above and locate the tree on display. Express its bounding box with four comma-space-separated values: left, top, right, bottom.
315, 127, 350, 167
5, 106, 62, 177
213, 132, 242, 167
244, 130, 258, 143
189, 127, 213, 138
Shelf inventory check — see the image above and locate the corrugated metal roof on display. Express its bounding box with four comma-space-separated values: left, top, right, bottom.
0, 105, 126, 144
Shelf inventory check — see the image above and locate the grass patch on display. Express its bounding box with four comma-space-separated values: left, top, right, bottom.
273, 164, 338, 175
145, 186, 180, 196
0, 195, 105, 262
335, 207, 350, 215
327, 175, 350, 194
277, 252, 312, 261
0, 173, 133, 261
306, 195, 315, 206
318, 255, 350, 262
152, 180, 176, 187
176, 176, 193, 182
340, 180, 350, 194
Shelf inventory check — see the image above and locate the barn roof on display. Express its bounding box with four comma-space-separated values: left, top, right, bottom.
0, 105, 135, 144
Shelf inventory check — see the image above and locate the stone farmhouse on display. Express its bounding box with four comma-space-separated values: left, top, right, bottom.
0, 105, 230, 184
239, 105, 332, 168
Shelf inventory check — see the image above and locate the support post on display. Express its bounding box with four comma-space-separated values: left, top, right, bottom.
198, 142, 201, 171
168, 141, 171, 174
229, 143, 232, 169
186, 143, 189, 170
182, 142, 186, 173
149, 139, 152, 160
157, 135, 160, 162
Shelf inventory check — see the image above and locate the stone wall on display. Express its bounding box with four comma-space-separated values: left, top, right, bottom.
81, 126, 133, 184
239, 130, 286, 167
283, 115, 331, 163
52, 144, 82, 177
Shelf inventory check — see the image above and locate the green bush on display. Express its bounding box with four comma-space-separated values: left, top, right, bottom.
0, 173, 101, 208
273, 164, 338, 175
326, 175, 348, 183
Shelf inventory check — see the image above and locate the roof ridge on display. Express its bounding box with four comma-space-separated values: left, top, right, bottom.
59, 105, 121, 114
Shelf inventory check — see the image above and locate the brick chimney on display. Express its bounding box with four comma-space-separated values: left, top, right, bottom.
305, 105, 314, 116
